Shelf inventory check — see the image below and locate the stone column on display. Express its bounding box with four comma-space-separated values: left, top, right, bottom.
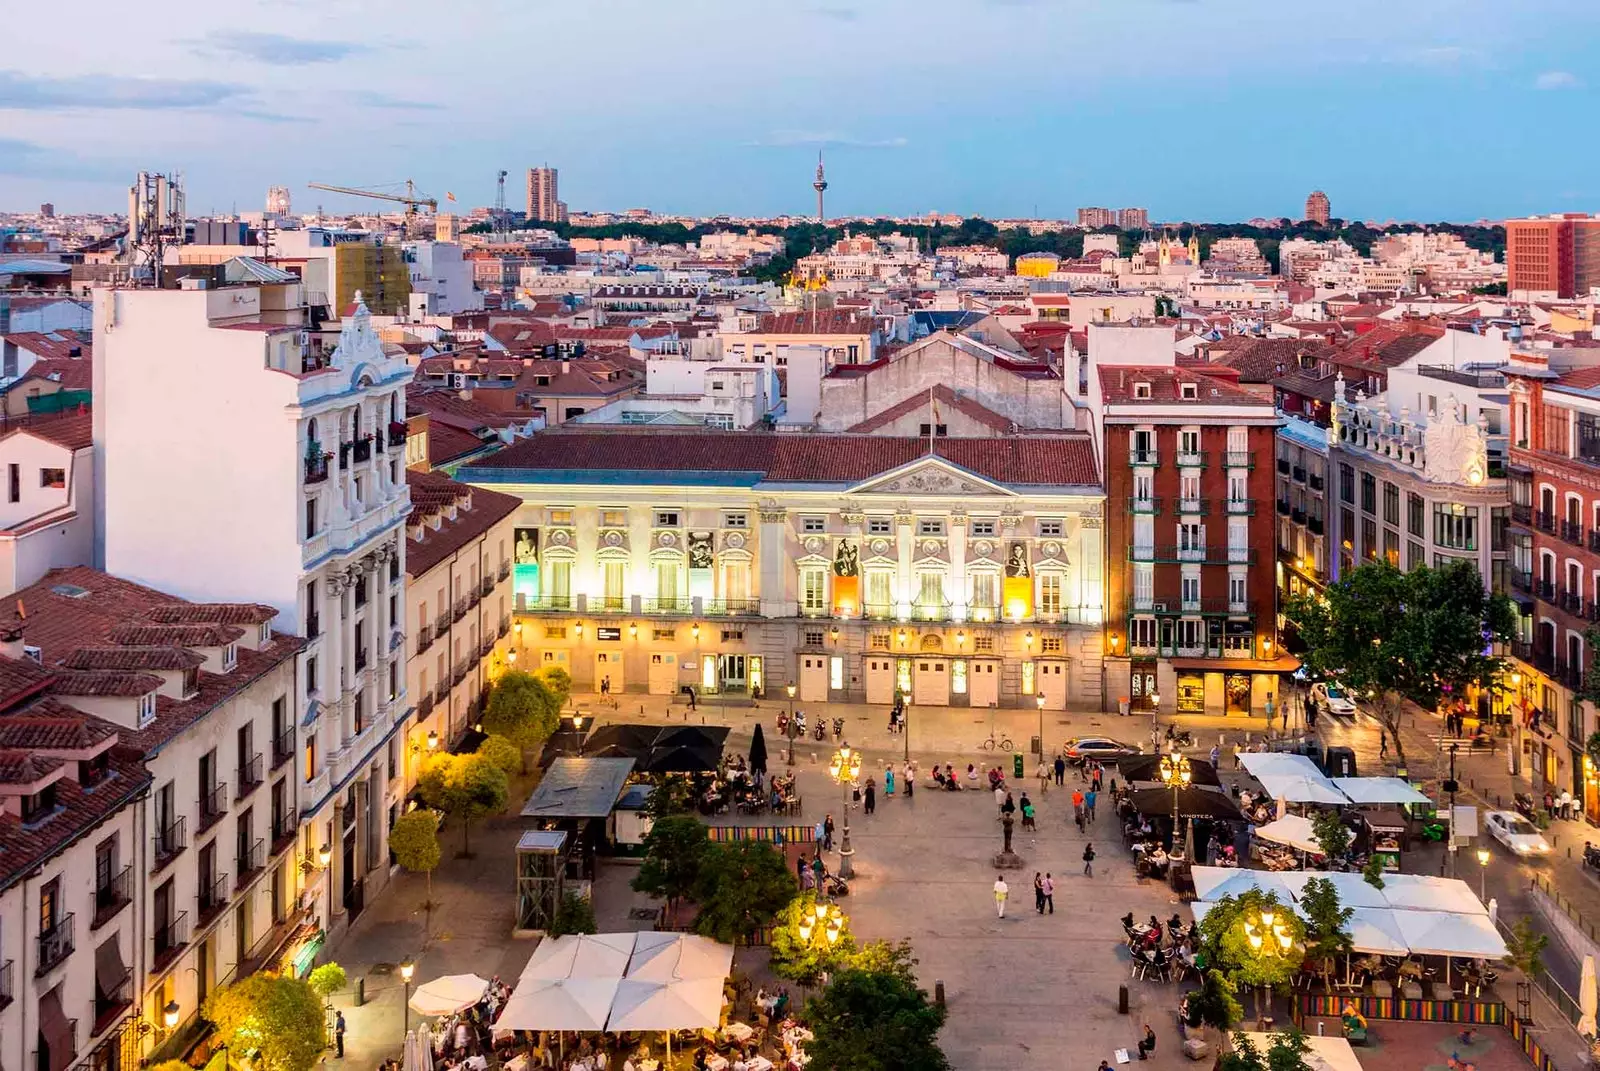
895, 509, 915, 617
758, 502, 789, 618
949, 507, 968, 620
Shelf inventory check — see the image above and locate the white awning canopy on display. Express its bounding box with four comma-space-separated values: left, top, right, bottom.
1344, 907, 1412, 954
520, 933, 637, 981
410, 974, 490, 1016
1331, 777, 1431, 806
496, 977, 620, 1033
1237, 1033, 1365, 1071
1252, 815, 1325, 855
1239, 753, 1348, 804
1191, 865, 1299, 904
1392, 909, 1508, 958
607, 977, 726, 1032
1277, 871, 1391, 910
1379, 873, 1489, 915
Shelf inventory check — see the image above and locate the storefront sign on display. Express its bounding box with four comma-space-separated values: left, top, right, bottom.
596, 627, 622, 641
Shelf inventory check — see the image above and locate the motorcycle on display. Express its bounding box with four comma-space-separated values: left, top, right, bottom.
1515, 792, 1540, 824
832, 717, 845, 742
792, 711, 808, 737
775, 710, 789, 735
1419, 816, 1448, 843
1165, 726, 1195, 749
813, 720, 827, 741
1584, 842, 1600, 872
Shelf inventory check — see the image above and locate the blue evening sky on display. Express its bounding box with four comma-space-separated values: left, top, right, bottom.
1, 0, 1595, 221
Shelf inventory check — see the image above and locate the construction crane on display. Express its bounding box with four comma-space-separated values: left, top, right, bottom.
306, 179, 437, 218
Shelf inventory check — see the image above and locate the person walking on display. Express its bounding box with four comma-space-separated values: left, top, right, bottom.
864, 778, 877, 815
812, 852, 825, 887
993, 875, 1009, 918
1209, 743, 1221, 767
1034, 871, 1046, 914
1001, 792, 1016, 822
1036, 760, 1050, 794
1085, 787, 1098, 822
904, 761, 915, 800
687, 686, 697, 713
1042, 872, 1055, 914
335, 1011, 347, 1058
1054, 754, 1067, 786
823, 813, 835, 851
1379, 731, 1389, 759
995, 783, 1007, 815
796, 854, 808, 884
1091, 763, 1103, 793
884, 764, 896, 797
1082, 842, 1096, 877
1072, 787, 1085, 824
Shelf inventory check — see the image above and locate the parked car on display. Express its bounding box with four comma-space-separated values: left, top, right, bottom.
1311, 682, 1359, 718
1485, 810, 1552, 857
1062, 736, 1142, 765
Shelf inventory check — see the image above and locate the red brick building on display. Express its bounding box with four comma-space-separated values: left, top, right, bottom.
1100, 365, 1289, 715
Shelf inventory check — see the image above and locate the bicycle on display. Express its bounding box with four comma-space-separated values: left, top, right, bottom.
981, 733, 1015, 751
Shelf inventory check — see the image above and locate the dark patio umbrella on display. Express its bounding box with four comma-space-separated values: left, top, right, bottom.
749, 723, 768, 776
642, 743, 722, 774
1130, 785, 1243, 821
654, 724, 730, 750
1118, 755, 1223, 788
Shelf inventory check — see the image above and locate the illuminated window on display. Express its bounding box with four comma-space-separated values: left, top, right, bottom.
951, 660, 968, 694
829, 657, 843, 690
1020, 661, 1035, 695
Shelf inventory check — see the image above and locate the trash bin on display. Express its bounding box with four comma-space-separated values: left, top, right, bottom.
1031, 735, 1042, 756
1118, 697, 1131, 717
1013, 752, 1024, 779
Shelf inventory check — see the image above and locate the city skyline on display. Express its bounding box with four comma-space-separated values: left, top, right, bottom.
0, 0, 1596, 219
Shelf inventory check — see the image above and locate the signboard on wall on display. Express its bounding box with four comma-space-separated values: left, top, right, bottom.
596, 627, 622, 642
513, 527, 539, 602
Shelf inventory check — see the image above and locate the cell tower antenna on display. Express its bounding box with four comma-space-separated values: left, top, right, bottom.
494, 170, 509, 243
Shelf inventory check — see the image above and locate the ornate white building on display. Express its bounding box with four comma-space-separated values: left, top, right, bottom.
461, 432, 1108, 709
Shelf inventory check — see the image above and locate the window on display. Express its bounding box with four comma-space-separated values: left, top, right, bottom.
1179, 429, 1200, 456
603, 561, 625, 607
653, 560, 681, 604
137, 691, 156, 726
804, 630, 824, 647
600, 509, 627, 527
545, 559, 572, 601
1180, 382, 1198, 400
1339, 463, 1354, 504
974, 635, 995, 653
801, 568, 827, 612
40, 467, 64, 489
1360, 472, 1376, 515
304, 497, 318, 539
1229, 574, 1246, 606
544, 626, 566, 639
6, 463, 16, 503
1133, 382, 1152, 399
1408, 540, 1426, 570
951, 660, 968, 694
1181, 574, 1199, 605
1408, 493, 1425, 536
222, 643, 237, 671
918, 519, 945, 537
654, 511, 679, 527
723, 513, 747, 528
1039, 574, 1062, 615
866, 517, 893, 535
1383, 481, 1400, 526
1384, 527, 1399, 567
917, 424, 949, 437
1361, 517, 1377, 560
1433, 503, 1479, 551
917, 571, 945, 608
305, 654, 318, 697
801, 516, 826, 533
867, 569, 894, 612
970, 519, 996, 537
870, 632, 891, 650
1041, 635, 1063, 653
970, 572, 999, 612
1038, 519, 1063, 537
304, 734, 317, 782
548, 508, 573, 525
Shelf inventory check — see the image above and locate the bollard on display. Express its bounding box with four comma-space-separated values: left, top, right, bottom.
1119, 984, 1130, 1014
935, 981, 946, 1007
355, 978, 365, 1007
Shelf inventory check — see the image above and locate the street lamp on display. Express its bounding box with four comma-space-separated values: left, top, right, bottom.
786, 683, 797, 766
1476, 846, 1491, 901
828, 743, 863, 879
318, 843, 334, 932
1160, 752, 1192, 856
1036, 693, 1047, 760
400, 961, 415, 1040
162, 1000, 180, 1031
1242, 908, 1296, 1028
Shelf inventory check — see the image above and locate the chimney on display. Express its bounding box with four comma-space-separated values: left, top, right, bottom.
561, 360, 570, 374
0, 621, 24, 661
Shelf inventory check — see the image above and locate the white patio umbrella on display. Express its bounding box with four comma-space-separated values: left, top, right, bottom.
415, 1024, 435, 1071
608, 976, 727, 1068
522, 933, 636, 980
497, 976, 619, 1033
1580, 955, 1597, 1037
410, 974, 490, 1016
401, 1029, 419, 1071
625, 933, 734, 983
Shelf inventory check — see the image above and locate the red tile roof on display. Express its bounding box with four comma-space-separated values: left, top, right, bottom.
428, 423, 494, 467
846, 384, 1017, 435
2, 331, 90, 362
755, 310, 875, 335
16, 410, 93, 451
1098, 366, 1275, 407
466, 430, 1100, 488
405, 471, 522, 577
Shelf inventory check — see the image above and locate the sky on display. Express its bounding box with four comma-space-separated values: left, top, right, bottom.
2, 0, 1597, 222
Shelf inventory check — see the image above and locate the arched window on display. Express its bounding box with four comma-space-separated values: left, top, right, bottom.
306, 418, 319, 451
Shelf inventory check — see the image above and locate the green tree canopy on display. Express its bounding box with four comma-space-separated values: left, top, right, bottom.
1310, 812, 1351, 862
417, 752, 509, 856
307, 963, 346, 1001
1286, 559, 1515, 764
203, 974, 326, 1071
1185, 970, 1244, 1031
692, 839, 798, 945
1196, 889, 1306, 1023
803, 968, 950, 1071
536, 664, 572, 706
1218, 1029, 1313, 1071
1298, 877, 1353, 986
1504, 917, 1549, 976
477, 734, 524, 777
390, 808, 443, 922
482, 670, 561, 751
632, 814, 709, 912
550, 891, 598, 936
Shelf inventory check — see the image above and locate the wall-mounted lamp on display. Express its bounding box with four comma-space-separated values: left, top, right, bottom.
162, 1001, 180, 1030
629, 623, 638, 638
897, 629, 908, 647
691, 623, 701, 640
829, 625, 839, 641
574, 622, 584, 636
506, 648, 518, 664
1024, 631, 1034, 647
955, 630, 965, 646
426, 729, 439, 750
317, 843, 332, 867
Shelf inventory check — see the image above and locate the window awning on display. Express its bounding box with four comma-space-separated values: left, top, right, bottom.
95, 938, 127, 1000
38, 987, 75, 1071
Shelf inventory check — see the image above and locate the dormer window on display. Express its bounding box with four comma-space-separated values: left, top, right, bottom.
1180, 382, 1198, 399
137, 691, 157, 727
79, 752, 110, 788
222, 643, 238, 671
654, 511, 680, 528
182, 669, 199, 699
22, 782, 59, 825
259, 623, 272, 644
1133, 382, 1152, 399
22, 645, 40, 664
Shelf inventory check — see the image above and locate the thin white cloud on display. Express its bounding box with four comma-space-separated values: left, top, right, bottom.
192, 30, 369, 65
0, 70, 249, 110
1397, 44, 1482, 68
1536, 70, 1582, 90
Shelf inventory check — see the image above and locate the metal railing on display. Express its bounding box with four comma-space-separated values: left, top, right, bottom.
197, 784, 227, 831
434, 682, 450, 703
236, 839, 265, 884
521, 596, 573, 612
480, 576, 495, 599
1512, 502, 1533, 525
416, 694, 434, 719
0, 959, 12, 1008
152, 817, 186, 868
415, 623, 433, 654
93, 866, 132, 927
499, 560, 511, 582
1131, 450, 1159, 466
272, 727, 295, 769
1176, 497, 1208, 515
642, 597, 692, 614
304, 454, 331, 485
237, 754, 263, 793
1129, 497, 1161, 515
435, 612, 450, 636
1224, 451, 1256, 469
1176, 451, 1207, 468
499, 614, 512, 637
197, 873, 230, 922
1561, 520, 1586, 546
704, 599, 761, 616
152, 912, 189, 971
35, 914, 73, 975
306, 611, 320, 640
272, 812, 297, 851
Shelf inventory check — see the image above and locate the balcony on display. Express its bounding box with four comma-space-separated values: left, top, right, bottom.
1276, 499, 1291, 516
304, 453, 331, 485
151, 817, 187, 871
389, 421, 408, 448
354, 648, 368, 672
1176, 497, 1208, 516
1130, 544, 1255, 565
480, 636, 497, 660
705, 599, 761, 617
415, 623, 433, 655
1511, 503, 1533, 526
1293, 466, 1308, 484
1276, 458, 1291, 475
1225, 498, 1255, 515
416, 693, 435, 720
1561, 590, 1587, 617
911, 601, 953, 622
35, 914, 73, 975
271, 812, 297, 855
197, 784, 227, 833
272, 727, 295, 769
1307, 516, 1324, 536
1536, 510, 1556, 534
1308, 472, 1325, 491
453, 598, 470, 623
1291, 508, 1306, 525
93, 967, 131, 1034
1224, 451, 1256, 470
434, 682, 450, 704
0, 959, 11, 1010
236, 839, 265, 888
197, 873, 230, 926
1554, 660, 1586, 691
338, 442, 350, 471
480, 576, 496, 599
863, 602, 897, 621
434, 612, 450, 637
1590, 531, 1600, 554
236, 754, 263, 798
1537, 579, 1557, 600
1176, 451, 1207, 469
1563, 521, 1586, 547
151, 912, 189, 974
351, 438, 372, 464
522, 596, 573, 612
499, 614, 512, 637
453, 660, 470, 687
498, 560, 511, 582
92, 866, 132, 930
306, 611, 320, 640
1129, 497, 1161, 515
643, 597, 692, 615
1131, 450, 1159, 467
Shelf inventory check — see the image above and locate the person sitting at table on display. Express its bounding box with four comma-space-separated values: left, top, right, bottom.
772, 988, 790, 1018
1121, 912, 1136, 932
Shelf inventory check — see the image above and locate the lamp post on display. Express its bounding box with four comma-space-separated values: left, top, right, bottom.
795, 900, 846, 986
1159, 752, 1192, 856
318, 842, 334, 931
1036, 693, 1046, 760
1243, 908, 1296, 1028
1476, 846, 1491, 901
828, 742, 863, 879
786, 683, 797, 766
400, 961, 415, 1041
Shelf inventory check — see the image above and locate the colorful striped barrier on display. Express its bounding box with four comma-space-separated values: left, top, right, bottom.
1509, 1015, 1562, 1071
1299, 994, 1506, 1024
705, 825, 816, 845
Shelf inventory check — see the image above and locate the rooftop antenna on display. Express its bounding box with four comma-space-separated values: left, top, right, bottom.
494, 169, 509, 244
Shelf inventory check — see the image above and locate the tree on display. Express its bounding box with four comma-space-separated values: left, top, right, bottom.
692, 839, 798, 945
1310, 812, 1351, 863
204, 974, 326, 1071
749, 724, 769, 777
1196, 890, 1306, 1027
1504, 917, 1550, 977
1286, 560, 1515, 766
804, 968, 949, 1071
1361, 854, 1387, 890
1218, 1029, 1313, 1071
478, 734, 523, 777
307, 963, 346, 1002
390, 809, 443, 928
537, 664, 572, 707
417, 752, 509, 857
1298, 877, 1353, 989
769, 892, 858, 987
1184, 970, 1244, 1032
849, 939, 920, 981
549, 891, 598, 936
482, 670, 560, 752
643, 774, 696, 819
632, 815, 709, 914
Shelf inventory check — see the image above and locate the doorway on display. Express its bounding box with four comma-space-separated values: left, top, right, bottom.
1130, 661, 1158, 711
798, 654, 828, 702
912, 659, 949, 706
647, 652, 677, 695
968, 660, 1000, 707
1037, 660, 1068, 710
594, 651, 623, 694
864, 657, 895, 705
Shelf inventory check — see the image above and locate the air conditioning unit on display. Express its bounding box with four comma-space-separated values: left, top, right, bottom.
1151, 602, 1170, 614
450, 373, 466, 389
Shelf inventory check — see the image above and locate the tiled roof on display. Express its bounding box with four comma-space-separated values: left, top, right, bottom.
13, 357, 93, 393
47, 669, 163, 698
1212, 338, 1336, 383
1098, 366, 1274, 407
141, 603, 276, 626
428, 423, 494, 467
107, 623, 245, 647
15, 410, 93, 451
0, 656, 57, 707
847, 384, 1017, 434
0, 750, 64, 786
755, 310, 875, 335
405, 471, 522, 577
464, 430, 1100, 489
0, 705, 117, 749
62, 646, 206, 672
1, 331, 89, 362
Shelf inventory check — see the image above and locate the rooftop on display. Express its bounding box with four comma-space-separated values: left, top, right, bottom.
405, 470, 522, 577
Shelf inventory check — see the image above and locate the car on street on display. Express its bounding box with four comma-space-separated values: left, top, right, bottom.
1062, 736, 1143, 765
1484, 810, 1552, 857
1311, 682, 1359, 718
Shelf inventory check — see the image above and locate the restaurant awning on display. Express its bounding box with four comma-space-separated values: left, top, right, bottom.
1117, 755, 1223, 788
521, 933, 635, 981
626, 933, 734, 983
1392, 910, 1508, 959
1331, 777, 1431, 806
1130, 785, 1242, 821
1344, 907, 1411, 955
496, 977, 619, 1033
1239, 753, 1348, 805
1252, 814, 1324, 855
1190, 866, 1299, 904
520, 757, 637, 820
1236, 1033, 1363, 1071
607, 977, 725, 1032
410, 974, 489, 1016
1378, 873, 1489, 915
